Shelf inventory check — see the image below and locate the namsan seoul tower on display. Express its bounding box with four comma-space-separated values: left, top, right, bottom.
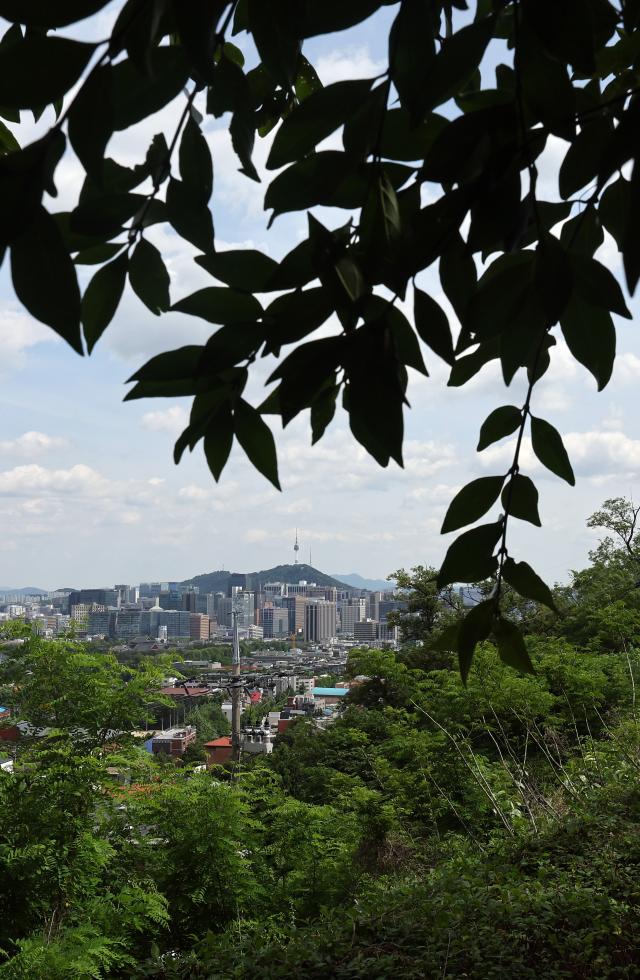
293, 528, 300, 564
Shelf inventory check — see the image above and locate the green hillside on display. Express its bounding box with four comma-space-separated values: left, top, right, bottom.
182, 564, 355, 593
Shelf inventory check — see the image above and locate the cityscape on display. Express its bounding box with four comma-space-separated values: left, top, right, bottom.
0, 557, 405, 652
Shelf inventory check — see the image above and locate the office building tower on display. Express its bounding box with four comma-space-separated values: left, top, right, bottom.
262, 606, 290, 638
190, 614, 211, 640
339, 598, 367, 634
304, 600, 336, 643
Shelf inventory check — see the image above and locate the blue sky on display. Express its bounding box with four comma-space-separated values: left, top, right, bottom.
1, 3, 639, 590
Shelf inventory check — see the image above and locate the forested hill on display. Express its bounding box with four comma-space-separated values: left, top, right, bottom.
182, 564, 355, 593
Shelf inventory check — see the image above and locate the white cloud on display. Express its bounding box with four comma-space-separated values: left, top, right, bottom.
141, 406, 189, 435
0, 309, 59, 375
0, 431, 67, 456
481, 428, 640, 480
315, 47, 385, 85
0, 463, 107, 497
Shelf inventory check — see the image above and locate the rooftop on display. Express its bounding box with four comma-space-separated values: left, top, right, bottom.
204, 737, 232, 747
312, 687, 349, 696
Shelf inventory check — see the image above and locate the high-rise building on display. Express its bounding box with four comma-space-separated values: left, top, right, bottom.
195, 592, 215, 616
262, 606, 290, 638
232, 589, 255, 628
159, 590, 183, 610
304, 600, 336, 643
353, 619, 378, 643
182, 590, 198, 612
68, 589, 118, 610
190, 613, 211, 640
367, 592, 381, 621
283, 595, 306, 638
216, 595, 233, 627
115, 610, 143, 639
87, 610, 117, 637
339, 598, 367, 634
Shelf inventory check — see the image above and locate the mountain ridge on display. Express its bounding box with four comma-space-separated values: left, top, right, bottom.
182, 564, 359, 593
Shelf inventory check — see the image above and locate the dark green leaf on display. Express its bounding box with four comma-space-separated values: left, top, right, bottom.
74, 243, 124, 265
145, 132, 170, 187
71, 193, 145, 238
203, 405, 234, 481
519, 33, 576, 140
179, 117, 213, 204
457, 600, 494, 684
0, 117, 19, 153
172, 0, 227, 82
534, 234, 573, 323
477, 405, 522, 451
267, 79, 373, 170
448, 339, 500, 387
196, 249, 278, 292
81, 251, 128, 353
230, 109, 260, 182
172, 286, 262, 324
559, 116, 613, 200
294, 55, 322, 101
129, 239, 170, 316
128, 345, 205, 383
344, 324, 405, 467
165, 177, 214, 252
378, 108, 447, 162
68, 63, 114, 181
560, 295, 615, 391
502, 556, 557, 611
414, 287, 454, 365
569, 252, 631, 319
359, 169, 402, 256
11, 205, 82, 353
389, 0, 436, 122
311, 383, 339, 445
437, 521, 503, 586
0, 0, 111, 27
502, 474, 541, 526
560, 206, 604, 257
234, 397, 281, 489
427, 16, 494, 109
301, 0, 387, 37
598, 176, 629, 252
268, 336, 343, 425
0, 35, 94, 110
439, 232, 477, 325
493, 617, 534, 673
442, 476, 505, 534
530, 415, 575, 485
112, 48, 189, 131
247, 0, 300, 89
623, 158, 640, 294
263, 286, 334, 353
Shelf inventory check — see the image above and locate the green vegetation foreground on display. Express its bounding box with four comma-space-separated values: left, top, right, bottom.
3, 504, 640, 976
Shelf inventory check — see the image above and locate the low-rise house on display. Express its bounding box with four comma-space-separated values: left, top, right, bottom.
151, 726, 196, 757
311, 687, 350, 708
204, 737, 233, 766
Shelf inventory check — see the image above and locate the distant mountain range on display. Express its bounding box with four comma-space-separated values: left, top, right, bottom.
182, 563, 383, 593
0, 586, 47, 595
331, 573, 392, 591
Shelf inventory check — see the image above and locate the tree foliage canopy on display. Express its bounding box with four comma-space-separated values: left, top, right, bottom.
0, 0, 638, 673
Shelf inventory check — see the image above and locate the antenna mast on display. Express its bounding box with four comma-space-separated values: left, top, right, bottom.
293, 528, 300, 565
231, 611, 241, 763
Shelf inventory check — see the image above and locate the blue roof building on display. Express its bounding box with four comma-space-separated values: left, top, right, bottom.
312, 687, 349, 697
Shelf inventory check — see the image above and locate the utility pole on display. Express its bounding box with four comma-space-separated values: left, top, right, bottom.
231, 610, 241, 763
